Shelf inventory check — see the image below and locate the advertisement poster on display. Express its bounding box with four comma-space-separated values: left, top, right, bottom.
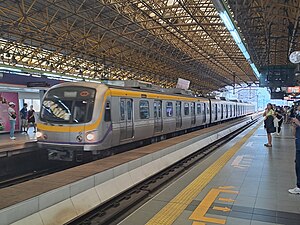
0, 92, 19, 133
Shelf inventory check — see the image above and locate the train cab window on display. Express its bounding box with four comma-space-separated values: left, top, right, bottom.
184, 103, 189, 115
166, 102, 173, 117
139, 100, 150, 119
41, 87, 95, 124
73, 101, 88, 123
197, 103, 201, 114
104, 101, 111, 122
120, 100, 125, 120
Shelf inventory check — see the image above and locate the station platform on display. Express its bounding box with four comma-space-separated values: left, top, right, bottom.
0, 131, 36, 157
118, 122, 300, 225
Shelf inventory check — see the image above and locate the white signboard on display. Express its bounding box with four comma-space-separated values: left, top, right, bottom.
176, 78, 190, 90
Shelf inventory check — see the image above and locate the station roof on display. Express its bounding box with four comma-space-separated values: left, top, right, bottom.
0, 1, 297, 93
226, 0, 300, 68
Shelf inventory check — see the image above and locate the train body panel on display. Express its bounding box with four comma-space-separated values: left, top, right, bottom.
37, 82, 255, 161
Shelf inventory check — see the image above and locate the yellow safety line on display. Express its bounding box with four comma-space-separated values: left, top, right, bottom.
145, 121, 262, 225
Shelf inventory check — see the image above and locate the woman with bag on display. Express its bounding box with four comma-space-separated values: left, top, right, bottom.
8, 102, 17, 140
263, 103, 275, 147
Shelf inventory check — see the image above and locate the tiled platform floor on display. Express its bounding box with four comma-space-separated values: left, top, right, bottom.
118, 123, 300, 225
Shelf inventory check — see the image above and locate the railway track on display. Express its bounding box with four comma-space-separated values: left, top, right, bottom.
0, 163, 75, 189
68, 116, 260, 225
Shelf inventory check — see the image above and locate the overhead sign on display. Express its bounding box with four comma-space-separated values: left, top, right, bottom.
287, 86, 300, 93
259, 66, 296, 88
271, 91, 284, 99
27, 81, 50, 87
176, 78, 190, 90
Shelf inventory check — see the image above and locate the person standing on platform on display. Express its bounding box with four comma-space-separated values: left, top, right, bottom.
8, 102, 17, 140
27, 105, 36, 133
263, 103, 275, 147
289, 105, 300, 194
274, 106, 283, 135
20, 103, 28, 134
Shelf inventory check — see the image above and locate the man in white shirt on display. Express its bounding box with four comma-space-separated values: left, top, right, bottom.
8, 102, 17, 140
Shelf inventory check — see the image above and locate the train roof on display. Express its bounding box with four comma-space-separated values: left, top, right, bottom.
49, 80, 209, 101
47, 81, 253, 104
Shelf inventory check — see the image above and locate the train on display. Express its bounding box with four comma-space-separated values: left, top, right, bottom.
37, 80, 255, 161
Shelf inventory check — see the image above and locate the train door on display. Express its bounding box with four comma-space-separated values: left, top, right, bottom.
154, 100, 163, 133
120, 98, 134, 140
191, 102, 196, 125
175, 101, 182, 129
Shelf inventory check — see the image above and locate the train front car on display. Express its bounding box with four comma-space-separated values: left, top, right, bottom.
37, 82, 111, 161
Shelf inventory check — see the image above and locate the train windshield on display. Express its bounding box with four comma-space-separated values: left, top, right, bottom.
40, 86, 95, 124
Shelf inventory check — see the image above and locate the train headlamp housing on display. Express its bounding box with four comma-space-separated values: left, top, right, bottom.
86, 131, 96, 141
36, 131, 43, 138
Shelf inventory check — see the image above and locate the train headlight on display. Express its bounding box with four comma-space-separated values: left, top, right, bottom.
36, 131, 43, 138
86, 132, 95, 141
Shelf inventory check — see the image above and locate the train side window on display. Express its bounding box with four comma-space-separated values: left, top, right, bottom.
184, 103, 189, 115
176, 101, 181, 116
166, 102, 173, 117
215, 104, 217, 120
230, 105, 232, 116
191, 102, 195, 115
197, 103, 201, 114
120, 100, 125, 120
221, 104, 224, 119
226, 105, 228, 118
104, 101, 111, 122
127, 100, 132, 120
140, 100, 150, 119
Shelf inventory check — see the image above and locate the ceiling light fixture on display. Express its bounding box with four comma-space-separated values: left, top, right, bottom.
212, 0, 260, 78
